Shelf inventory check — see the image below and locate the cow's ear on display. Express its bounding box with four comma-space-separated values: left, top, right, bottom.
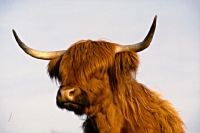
108, 51, 139, 91
47, 56, 62, 81
113, 51, 139, 75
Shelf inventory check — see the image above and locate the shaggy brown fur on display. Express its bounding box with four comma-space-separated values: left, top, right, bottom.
48, 40, 185, 133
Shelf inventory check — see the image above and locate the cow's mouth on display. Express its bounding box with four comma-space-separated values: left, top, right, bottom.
58, 101, 85, 115
64, 101, 82, 109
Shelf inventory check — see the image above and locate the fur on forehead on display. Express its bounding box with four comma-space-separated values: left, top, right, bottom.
48, 40, 139, 86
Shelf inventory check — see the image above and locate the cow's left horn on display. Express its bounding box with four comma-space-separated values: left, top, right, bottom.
116, 15, 157, 53
12, 29, 66, 60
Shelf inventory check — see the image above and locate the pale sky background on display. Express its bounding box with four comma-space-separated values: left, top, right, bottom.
0, 1, 200, 133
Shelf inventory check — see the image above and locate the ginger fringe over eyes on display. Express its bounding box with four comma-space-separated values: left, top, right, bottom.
48, 40, 139, 85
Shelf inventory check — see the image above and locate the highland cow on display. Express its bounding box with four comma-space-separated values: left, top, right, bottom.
12, 16, 185, 133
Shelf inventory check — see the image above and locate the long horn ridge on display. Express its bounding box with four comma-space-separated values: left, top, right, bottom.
12, 29, 66, 60
116, 15, 157, 53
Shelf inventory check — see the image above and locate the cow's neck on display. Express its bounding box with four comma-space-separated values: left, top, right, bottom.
88, 102, 124, 133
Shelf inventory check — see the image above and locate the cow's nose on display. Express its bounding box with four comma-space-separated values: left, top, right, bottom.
60, 87, 76, 101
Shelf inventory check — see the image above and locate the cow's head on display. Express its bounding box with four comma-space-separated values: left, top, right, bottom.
12, 16, 157, 116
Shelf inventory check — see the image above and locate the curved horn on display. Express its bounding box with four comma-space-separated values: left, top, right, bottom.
116, 15, 157, 53
12, 29, 66, 60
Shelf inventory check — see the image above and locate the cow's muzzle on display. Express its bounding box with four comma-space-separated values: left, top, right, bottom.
56, 86, 89, 115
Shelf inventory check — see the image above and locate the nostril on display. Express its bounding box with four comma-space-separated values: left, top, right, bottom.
69, 89, 75, 95
66, 88, 76, 101
59, 86, 77, 101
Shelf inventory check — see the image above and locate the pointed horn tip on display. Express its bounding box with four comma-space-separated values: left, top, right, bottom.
153, 15, 157, 24
12, 29, 16, 34
12, 29, 18, 38
154, 15, 157, 20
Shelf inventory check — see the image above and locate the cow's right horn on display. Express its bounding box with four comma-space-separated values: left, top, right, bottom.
115, 15, 157, 53
12, 29, 66, 60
